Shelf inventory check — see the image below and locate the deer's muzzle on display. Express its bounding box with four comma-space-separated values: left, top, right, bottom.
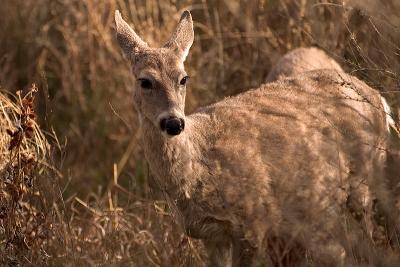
160, 116, 185, 136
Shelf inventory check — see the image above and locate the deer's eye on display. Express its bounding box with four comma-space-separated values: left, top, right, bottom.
138, 78, 153, 90
180, 76, 189, 86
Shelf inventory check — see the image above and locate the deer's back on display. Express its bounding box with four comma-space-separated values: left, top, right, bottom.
266, 47, 343, 82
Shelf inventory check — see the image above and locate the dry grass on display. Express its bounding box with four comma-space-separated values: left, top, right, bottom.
0, 86, 52, 265
0, 87, 206, 265
0, 0, 400, 266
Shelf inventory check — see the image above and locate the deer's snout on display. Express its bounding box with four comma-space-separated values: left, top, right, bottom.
159, 116, 185, 136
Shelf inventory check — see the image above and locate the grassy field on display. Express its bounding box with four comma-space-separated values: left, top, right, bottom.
0, 0, 400, 265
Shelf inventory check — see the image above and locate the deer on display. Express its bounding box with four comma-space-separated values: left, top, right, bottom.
115, 10, 391, 266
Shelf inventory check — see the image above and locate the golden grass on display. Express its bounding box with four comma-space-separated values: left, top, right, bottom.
0, 0, 400, 266
0, 88, 206, 265
0, 86, 53, 265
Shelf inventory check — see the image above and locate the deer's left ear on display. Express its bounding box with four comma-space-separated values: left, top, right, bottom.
163, 11, 194, 62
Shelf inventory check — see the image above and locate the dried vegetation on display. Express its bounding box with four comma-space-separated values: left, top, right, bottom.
0, 0, 400, 266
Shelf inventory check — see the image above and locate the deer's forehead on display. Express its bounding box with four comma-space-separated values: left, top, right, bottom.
135, 50, 185, 78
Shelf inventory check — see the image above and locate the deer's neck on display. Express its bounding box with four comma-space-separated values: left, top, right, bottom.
141, 117, 200, 197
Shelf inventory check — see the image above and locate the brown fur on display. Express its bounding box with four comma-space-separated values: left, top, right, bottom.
266, 47, 343, 82
115, 10, 389, 266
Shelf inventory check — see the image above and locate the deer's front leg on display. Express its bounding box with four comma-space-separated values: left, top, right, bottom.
232, 237, 255, 267
203, 238, 232, 267
186, 217, 233, 266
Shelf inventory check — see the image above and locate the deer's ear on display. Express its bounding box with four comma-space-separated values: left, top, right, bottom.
115, 10, 148, 61
163, 11, 194, 62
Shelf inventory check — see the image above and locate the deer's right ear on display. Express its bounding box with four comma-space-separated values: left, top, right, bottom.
115, 10, 148, 61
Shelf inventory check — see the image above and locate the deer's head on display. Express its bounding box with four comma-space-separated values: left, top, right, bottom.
115, 10, 194, 137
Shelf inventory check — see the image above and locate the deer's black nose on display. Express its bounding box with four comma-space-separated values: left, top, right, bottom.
160, 116, 185, 135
